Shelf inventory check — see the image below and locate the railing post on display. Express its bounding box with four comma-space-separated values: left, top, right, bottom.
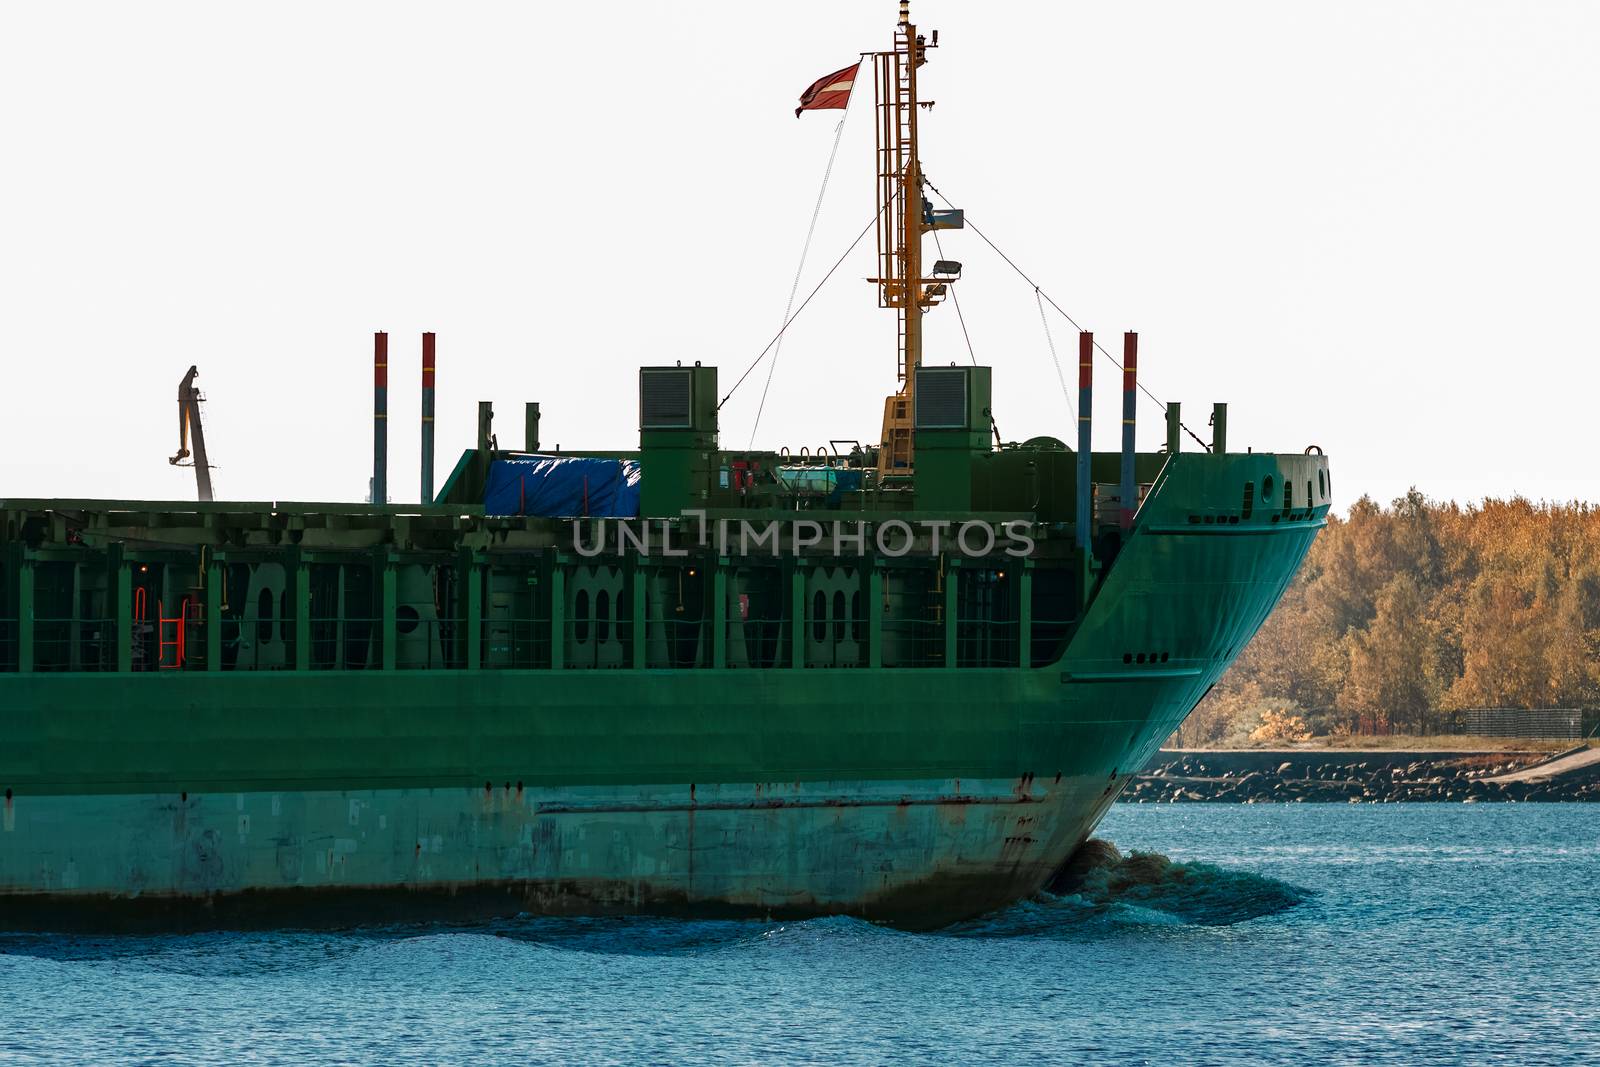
711, 560, 727, 669
867, 566, 883, 669
549, 559, 565, 669
790, 560, 807, 669
631, 559, 647, 667
459, 549, 481, 670
111, 546, 132, 673
206, 553, 224, 671
1017, 559, 1033, 669
16, 550, 33, 674
292, 551, 310, 671
379, 551, 397, 670
943, 557, 959, 669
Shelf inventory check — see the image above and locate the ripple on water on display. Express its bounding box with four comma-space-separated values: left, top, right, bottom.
1, 805, 1595, 1067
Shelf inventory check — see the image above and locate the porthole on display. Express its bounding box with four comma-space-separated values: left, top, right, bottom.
596, 590, 611, 644
812, 591, 826, 643
1318, 469, 1326, 499
833, 591, 847, 642
396, 604, 420, 635
1261, 474, 1275, 502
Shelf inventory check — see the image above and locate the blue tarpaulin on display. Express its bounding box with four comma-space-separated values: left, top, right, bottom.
484, 456, 641, 517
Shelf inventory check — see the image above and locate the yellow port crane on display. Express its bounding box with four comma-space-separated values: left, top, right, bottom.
169, 365, 214, 501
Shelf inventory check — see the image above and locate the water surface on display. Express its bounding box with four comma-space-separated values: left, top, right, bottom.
3, 804, 1594, 1065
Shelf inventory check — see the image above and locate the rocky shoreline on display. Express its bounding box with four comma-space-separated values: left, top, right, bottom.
1121, 749, 1600, 803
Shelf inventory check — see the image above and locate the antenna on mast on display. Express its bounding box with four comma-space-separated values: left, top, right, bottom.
870, 1, 960, 478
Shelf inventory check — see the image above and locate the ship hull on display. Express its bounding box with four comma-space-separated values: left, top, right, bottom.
0, 664, 1177, 932
0, 774, 1125, 932
0, 454, 1327, 930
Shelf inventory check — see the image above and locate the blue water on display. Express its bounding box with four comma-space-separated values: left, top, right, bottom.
3, 804, 1596, 1065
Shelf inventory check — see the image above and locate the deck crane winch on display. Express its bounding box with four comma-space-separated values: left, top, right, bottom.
169, 365, 214, 501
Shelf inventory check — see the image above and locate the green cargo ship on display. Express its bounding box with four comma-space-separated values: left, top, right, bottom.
0, 6, 1328, 931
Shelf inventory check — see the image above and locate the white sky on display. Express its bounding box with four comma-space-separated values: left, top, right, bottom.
2, 1, 1596, 509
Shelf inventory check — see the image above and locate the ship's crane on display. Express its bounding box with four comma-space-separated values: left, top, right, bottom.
169, 365, 215, 501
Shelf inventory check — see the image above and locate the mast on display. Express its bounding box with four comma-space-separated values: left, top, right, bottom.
873, 1, 951, 477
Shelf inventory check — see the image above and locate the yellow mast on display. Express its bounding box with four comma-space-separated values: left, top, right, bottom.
873, 0, 943, 476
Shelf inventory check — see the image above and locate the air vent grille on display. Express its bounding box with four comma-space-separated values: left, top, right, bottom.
915, 368, 968, 429
640, 369, 693, 429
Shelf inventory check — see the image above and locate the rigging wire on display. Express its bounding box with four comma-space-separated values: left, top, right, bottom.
750, 85, 858, 447
718, 192, 896, 411
932, 227, 1002, 446
1033, 286, 1076, 422
931, 229, 977, 368
924, 179, 1212, 452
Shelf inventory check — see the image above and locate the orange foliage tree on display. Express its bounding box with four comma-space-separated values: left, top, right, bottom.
1181, 491, 1600, 744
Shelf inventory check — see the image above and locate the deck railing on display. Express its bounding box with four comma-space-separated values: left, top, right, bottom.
0, 597, 1075, 673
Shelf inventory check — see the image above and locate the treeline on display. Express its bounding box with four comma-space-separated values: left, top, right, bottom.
1182, 492, 1600, 745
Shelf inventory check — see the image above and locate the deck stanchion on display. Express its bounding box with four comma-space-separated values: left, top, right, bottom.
16, 552, 33, 673
790, 561, 807, 669
867, 567, 883, 668
631, 558, 647, 667
458, 547, 481, 670
943, 558, 959, 668
712, 563, 727, 669
1017, 561, 1032, 669
292, 553, 310, 671
549, 561, 565, 669
206, 554, 223, 671
379, 551, 397, 670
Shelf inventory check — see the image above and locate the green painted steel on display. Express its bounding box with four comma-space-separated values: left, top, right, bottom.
0, 448, 1328, 928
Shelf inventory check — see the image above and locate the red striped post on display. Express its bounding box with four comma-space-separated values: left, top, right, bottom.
1119, 332, 1137, 530
373, 332, 388, 506
421, 332, 436, 504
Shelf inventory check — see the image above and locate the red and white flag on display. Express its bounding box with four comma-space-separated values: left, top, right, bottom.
795, 62, 860, 117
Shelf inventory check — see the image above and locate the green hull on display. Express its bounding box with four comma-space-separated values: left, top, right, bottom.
0, 451, 1327, 928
